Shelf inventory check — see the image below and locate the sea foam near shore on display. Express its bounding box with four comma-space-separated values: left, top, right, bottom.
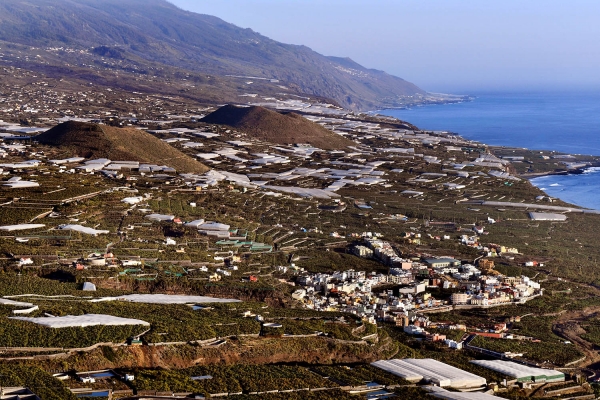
530, 168, 600, 210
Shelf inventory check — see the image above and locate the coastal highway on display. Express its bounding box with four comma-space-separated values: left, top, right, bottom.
464, 200, 600, 214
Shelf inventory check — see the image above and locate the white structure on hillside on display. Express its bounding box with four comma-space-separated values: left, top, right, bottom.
11, 314, 149, 328
470, 360, 564, 383
425, 386, 499, 400
59, 224, 109, 236
371, 358, 486, 389
90, 294, 241, 304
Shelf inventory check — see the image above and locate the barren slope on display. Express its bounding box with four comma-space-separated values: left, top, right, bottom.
0, 0, 425, 110
34, 122, 209, 173
202, 105, 355, 150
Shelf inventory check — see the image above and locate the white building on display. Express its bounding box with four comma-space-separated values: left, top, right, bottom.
371, 358, 486, 389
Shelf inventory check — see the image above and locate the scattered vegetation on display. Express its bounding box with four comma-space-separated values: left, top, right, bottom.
132, 364, 337, 397
312, 364, 409, 386
0, 364, 75, 400
471, 335, 582, 366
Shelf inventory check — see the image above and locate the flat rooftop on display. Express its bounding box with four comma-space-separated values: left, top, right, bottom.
371, 358, 486, 389
529, 212, 568, 221
470, 360, 564, 382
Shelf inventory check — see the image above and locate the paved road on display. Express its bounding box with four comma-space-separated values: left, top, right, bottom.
464, 200, 600, 214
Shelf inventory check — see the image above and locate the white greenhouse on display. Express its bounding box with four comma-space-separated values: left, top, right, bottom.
11, 314, 149, 328
470, 360, 564, 383
371, 358, 486, 389
425, 387, 499, 400
90, 294, 241, 304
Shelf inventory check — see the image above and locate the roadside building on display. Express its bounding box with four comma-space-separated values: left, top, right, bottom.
353, 245, 373, 258
451, 293, 470, 305
424, 258, 461, 268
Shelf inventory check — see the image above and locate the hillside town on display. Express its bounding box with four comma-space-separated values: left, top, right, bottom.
0, 94, 593, 399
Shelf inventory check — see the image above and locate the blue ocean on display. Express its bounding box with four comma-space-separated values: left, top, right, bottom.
381, 91, 600, 210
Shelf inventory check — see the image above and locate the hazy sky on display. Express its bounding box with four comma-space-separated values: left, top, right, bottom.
169, 0, 600, 93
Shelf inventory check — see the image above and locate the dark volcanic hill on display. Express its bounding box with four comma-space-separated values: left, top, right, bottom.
202, 105, 354, 150
0, 0, 425, 111
35, 122, 209, 173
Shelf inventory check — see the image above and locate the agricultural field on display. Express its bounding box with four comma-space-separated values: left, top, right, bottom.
217, 389, 358, 400
471, 335, 582, 366
0, 364, 75, 400
0, 297, 372, 348
311, 364, 410, 386
131, 364, 338, 396
0, 62, 600, 400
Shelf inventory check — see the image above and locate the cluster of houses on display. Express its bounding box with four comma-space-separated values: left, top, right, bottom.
460, 234, 520, 258
289, 255, 543, 352
290, 250, 542, 328
449, 274, 541, 306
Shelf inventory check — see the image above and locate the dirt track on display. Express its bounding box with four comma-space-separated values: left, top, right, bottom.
553, 306, 600, 368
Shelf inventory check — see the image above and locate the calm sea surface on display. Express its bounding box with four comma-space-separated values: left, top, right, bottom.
380, 91, 600, 210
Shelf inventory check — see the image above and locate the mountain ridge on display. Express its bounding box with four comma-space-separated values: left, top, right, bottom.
0, 0, 426, 111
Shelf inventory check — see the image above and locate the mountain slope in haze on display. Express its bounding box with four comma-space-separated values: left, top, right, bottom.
0, 0, 425, 111
35, 122, 209, 173
201, 105, 355, 150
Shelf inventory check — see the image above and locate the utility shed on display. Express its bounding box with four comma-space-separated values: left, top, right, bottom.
528, 212, 567, 221
371, 358, 486, 389
470, 360, 564, 383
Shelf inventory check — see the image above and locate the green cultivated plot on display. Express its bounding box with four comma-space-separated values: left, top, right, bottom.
312, 364, 410, 386
0, 298, 368, 348
471, 335, 582, 366
133, 364, 338, 396
226, 391, 358, 400
0, 365, 76, 400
